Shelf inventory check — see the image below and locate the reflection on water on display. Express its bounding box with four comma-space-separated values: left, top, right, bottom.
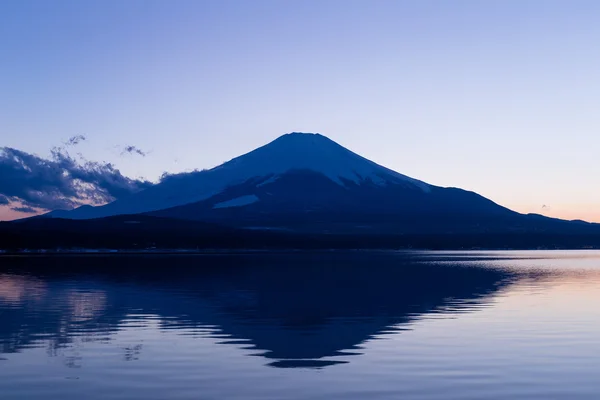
0, 253, 512, 368
1, 251, 600, 400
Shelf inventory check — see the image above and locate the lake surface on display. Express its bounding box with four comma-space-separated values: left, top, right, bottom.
1, 251, 600, 399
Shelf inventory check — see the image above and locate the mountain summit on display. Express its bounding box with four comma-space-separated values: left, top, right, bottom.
54, 132, 431, 220
215, 132, 430, 191
46, 132, 596, 234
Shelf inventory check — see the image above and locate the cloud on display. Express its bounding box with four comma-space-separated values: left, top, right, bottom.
121, 145, 147, 157
0, 146, 154, 212
158, 169, 207, 184
65, 135, 86, 146
10, 206, 38, 214
0, 194, 9, 205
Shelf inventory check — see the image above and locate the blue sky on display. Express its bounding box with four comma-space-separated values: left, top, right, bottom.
1, 0, 600, 221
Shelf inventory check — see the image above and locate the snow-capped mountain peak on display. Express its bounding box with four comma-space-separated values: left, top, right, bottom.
51, 132, 430, 219
213, 132, 430, 190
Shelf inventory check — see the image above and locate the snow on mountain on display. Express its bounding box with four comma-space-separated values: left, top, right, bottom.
213, 195, 260, 209
51, 132, 430, 219
212, 132, 430, 190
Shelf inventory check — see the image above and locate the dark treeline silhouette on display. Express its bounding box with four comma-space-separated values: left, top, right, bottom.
2, 215, 600, 251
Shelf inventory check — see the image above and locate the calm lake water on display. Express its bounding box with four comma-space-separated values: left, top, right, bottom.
1, 251, 600, 399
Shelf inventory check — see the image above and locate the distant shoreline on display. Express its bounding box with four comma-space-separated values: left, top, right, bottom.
1, 247, 599, 256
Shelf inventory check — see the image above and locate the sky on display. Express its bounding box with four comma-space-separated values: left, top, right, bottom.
1, 0, 600, 222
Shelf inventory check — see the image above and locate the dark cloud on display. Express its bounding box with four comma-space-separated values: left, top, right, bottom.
0, 146, 154, 212
121, 145, 147, 157
0, 194, 9, 205
11, 206, 38, 214
65, 135, 86, 146
158, 169, 205, 184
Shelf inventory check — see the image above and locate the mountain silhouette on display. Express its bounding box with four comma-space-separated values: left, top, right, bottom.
39, 132, 599, 237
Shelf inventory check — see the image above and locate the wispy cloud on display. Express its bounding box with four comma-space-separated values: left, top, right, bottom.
10, 206, 38, 214
0, 145, 153, 213
65, 135, 87, 146
121, 145, 147, 157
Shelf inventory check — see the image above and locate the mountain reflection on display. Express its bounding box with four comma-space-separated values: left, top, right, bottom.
0, 253, 514, 368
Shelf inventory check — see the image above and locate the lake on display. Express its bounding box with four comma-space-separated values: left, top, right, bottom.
1, 251, 600, 399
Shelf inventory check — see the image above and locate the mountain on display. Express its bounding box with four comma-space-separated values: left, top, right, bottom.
50, 132, 431, 218
44, 132, 598, 235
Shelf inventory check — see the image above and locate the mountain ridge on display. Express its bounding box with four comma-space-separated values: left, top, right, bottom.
48, 132, 431, 220
37, 132, 599, 239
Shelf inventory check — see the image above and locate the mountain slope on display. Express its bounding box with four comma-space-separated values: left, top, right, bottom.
50, 132, 430, 220
44, 132, 599, 236
150, 169, 523, 233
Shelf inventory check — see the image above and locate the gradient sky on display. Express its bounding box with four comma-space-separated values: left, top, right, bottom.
2, 0, 600, 221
